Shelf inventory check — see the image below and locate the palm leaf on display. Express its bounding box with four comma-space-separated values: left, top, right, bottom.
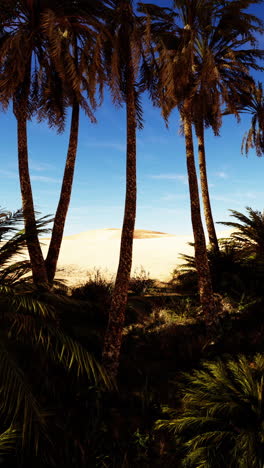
0, 426, 19, 453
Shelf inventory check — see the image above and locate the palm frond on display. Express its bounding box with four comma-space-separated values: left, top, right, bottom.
156, 353, 264, 467
0, 337, 49, 449
0, 426, 19, 453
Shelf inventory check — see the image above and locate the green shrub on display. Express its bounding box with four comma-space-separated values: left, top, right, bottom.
156, 353, 264, 467
171, 241, 264, 299
71, 268, 113, 304
129, 267, 155, 296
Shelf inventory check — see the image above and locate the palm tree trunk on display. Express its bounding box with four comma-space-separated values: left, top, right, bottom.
17, 113, 48, 288
182, 100, 215, 319
102, 64, 137, 379
197, 119, 219, 252
45, 102, 80, 285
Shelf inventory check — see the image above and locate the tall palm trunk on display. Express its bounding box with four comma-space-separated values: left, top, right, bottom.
17, 113, 48, 288
102, 61, 137, 379
182, 100, 215, 319
45, 101, 80, 285
196, 119, 219, 252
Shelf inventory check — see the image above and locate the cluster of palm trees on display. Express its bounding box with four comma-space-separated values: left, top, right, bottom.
0, 0, 264, 378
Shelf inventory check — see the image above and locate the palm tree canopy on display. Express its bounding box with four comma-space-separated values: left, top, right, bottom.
102, 0, 144, 128
0, 0, 107, 129
140, 0, 264, 127
238, 81, 264, 156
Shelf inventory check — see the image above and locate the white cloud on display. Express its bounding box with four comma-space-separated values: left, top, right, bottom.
161, 193, 188, 201
138, 135, 169, 145
149, 173, 188, 184
31, 175, 60, 183
214, 171, 229, 179
85, 141, 126, 152
0, 169, 59, 184
211, 194, 239, 204
0, 169, 17, 178
29, 161, 55, 172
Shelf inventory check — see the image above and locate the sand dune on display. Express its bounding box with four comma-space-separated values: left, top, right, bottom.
60, 228, 177, 241
37, 228, 231, 286
17, 228, 231, 286
40, 228, 192, 284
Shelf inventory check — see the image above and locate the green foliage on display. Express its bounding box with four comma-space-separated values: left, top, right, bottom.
0, 283, 112, 456
71, 268, 113, 304
218, 207, 264, 261
129, 266, 155, 296
240, 81, 264, 157
0, 208, 33, 285
156, 354, 264, 468
0, 213, 112, 462
0, 208, 53, 286
171, 229, 264, 298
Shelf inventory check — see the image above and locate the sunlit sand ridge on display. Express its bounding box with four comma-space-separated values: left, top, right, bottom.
37, 228, 231, 286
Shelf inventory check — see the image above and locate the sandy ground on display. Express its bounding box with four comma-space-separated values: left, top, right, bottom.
31, 228, 231, 287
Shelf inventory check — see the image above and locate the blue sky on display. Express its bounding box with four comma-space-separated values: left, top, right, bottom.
0, 1, 264, 236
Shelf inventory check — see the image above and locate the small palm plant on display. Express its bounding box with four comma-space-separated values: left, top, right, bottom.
0, 208, 111, 460
156, 354, 264, 468
218, 207, 264, 261
171, 241, 245, 297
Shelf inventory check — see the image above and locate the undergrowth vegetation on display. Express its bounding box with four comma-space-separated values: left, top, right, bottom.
1, 207, 264, 467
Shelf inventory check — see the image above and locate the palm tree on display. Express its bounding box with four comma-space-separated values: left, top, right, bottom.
190, 0, 263, 252
0, 0, 106, 288
140, 0, 263, 319
219, 206, 264, 261
101, 0, 144, 378
239, 81, 264, 157
192, 3, 263, 253
156, 353, 264, 467
39, 2, 107, 285
151, 0, 216, 319
139, 0, 215, 318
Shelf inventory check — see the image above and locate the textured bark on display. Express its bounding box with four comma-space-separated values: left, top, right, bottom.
182, 101, 215, 319
197, 120, 219, 252
17, 113, 48, 288
45, 102, 79, 284
102, 61, 137, 379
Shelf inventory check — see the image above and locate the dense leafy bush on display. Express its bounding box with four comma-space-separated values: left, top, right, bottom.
71, 268, 114, 304
129, 267, 155, 296
156, 353, 264, 468
171, 240, 264, 299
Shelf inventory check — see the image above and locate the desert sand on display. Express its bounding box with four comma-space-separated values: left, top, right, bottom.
34, 228, 231, 286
